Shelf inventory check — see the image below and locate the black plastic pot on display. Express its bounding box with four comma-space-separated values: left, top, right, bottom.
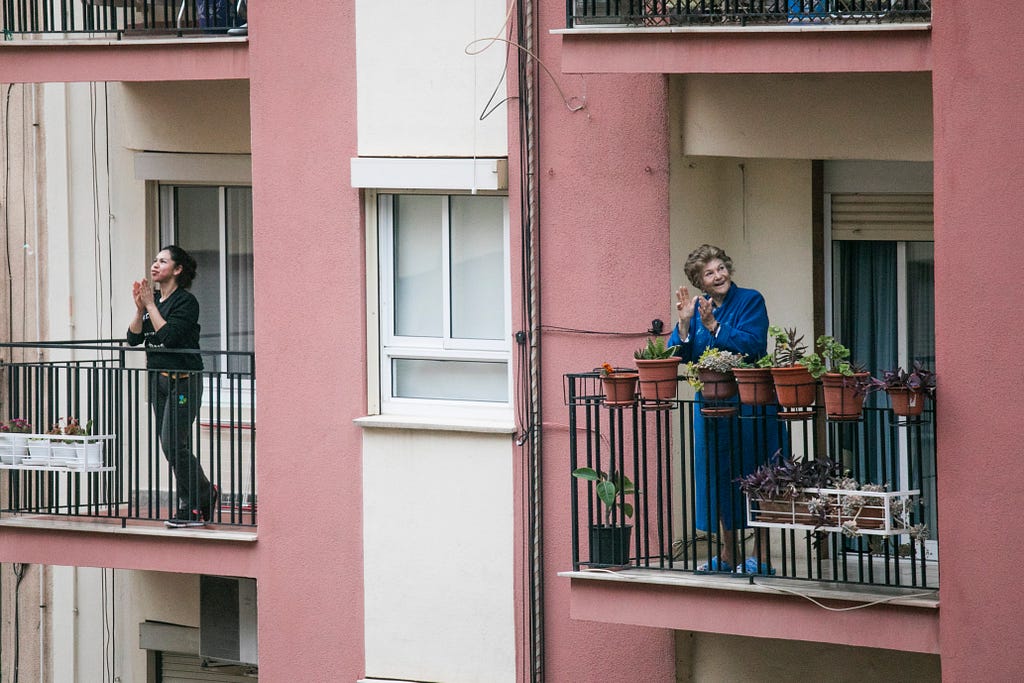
588, 524, 633, 566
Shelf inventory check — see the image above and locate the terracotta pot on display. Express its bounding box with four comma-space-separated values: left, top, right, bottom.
821, 372, 870, 420
697, 369, 738, 416
887, 387, 926, 417
769, 365, 816, 408
733, 367, 776, 406
601, 373, 638, 406
635, 357, 681, 401
752, 495, 813, 524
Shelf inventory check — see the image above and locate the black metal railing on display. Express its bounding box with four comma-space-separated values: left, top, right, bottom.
1, 1, 246, 38
0, 340, 256, 528
566, 370, 937, 590
568, 1, 931, 28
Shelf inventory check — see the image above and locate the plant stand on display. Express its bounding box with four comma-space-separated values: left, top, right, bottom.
746, 487, 920, 536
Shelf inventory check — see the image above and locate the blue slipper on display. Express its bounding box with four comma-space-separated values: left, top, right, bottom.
696, 557, 732, 572
736, 557, 776, 575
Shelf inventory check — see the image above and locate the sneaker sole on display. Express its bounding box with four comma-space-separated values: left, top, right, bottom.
164, 519, 206, 528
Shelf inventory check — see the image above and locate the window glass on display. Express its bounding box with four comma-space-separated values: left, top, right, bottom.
392, 359, 508, 402
394, 195, 443, 337
450, 195, 505, 340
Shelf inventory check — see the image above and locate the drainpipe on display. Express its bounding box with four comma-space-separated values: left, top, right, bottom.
38, 565, 44, 683
516, 0, 543, 680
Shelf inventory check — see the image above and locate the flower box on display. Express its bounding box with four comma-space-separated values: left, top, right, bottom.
746, 487, 921, 537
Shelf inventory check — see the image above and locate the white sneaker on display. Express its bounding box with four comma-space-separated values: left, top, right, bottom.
227, 23, 248, 35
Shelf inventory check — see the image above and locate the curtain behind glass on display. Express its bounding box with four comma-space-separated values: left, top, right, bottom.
172, 187, 222, 361
907, 242, 936, 539
394, 196, 443, 338
226, 187, 254, 374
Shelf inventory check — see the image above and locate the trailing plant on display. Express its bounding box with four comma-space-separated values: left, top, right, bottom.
869, 361, 936, 398
572, 467, 637, 525
634, 337, 680, 360
682, 348, 746, 391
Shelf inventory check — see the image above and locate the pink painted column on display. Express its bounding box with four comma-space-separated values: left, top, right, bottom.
536, 5, 677, 682
246, 4, 365, 681
932, 1, 1024, 679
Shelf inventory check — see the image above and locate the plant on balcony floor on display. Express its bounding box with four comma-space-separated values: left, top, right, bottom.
766, 326, 818, 415
633, 337, 681, 402
869, 362, 936, 417
803, 335, 873, 420
598, 362, 638, 407
739, 451, 927, 539
683, 348, 745, 416
572, 466, 637, 566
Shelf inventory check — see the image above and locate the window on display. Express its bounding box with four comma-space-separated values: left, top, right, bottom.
378, 193, 511, 417
159, 184, 254, 375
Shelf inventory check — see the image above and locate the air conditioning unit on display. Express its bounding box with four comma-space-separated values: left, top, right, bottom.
200, 575, 258, 665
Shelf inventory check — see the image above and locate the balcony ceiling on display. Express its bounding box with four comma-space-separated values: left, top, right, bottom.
556, 25, 931, 74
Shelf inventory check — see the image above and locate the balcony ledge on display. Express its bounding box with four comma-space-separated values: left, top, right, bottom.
561, 567, 940, 653
560, 567, 938, 609
0, 516, 257, 542
553, 22, 931, 36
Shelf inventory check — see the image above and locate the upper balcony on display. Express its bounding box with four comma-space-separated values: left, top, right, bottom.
0, 1, 249, 84
567, 0, 931, 28
558, 1, 933, 75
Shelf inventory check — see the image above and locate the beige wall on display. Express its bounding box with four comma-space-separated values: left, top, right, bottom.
676, 73, 932, 161
677, 631, 941, 682
355, 0, 508, 157
119, 80, 251, 154
362, 427, 515, 683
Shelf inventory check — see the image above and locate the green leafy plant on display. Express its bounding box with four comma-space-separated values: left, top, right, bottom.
634, 337, 680, 360
683, 348, 746, 391
572, 467, 637, 524
767, 325, 815, 367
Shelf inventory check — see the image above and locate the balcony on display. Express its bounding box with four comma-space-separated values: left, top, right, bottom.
568, 0, 932, 28
564, 370, 937, 594
1, 0, 245, 39
0, 340, 255, 531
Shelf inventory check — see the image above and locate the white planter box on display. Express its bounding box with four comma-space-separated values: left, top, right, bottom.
0, 433, 114, 471
746, 487, 921, 536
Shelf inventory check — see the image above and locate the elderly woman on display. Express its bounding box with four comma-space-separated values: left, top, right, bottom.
668, 244, 780, 573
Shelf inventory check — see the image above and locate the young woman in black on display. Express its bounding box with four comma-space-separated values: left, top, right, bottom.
127, 245, 216, 527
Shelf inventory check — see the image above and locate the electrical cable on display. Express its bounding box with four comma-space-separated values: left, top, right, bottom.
5, 83, 15, 344
12, 563, 27, 683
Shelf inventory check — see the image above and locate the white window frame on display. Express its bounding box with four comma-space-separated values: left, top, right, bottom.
375, 191, 513, 420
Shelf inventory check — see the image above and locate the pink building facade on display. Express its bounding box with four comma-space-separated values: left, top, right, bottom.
0, 1, 1020, 681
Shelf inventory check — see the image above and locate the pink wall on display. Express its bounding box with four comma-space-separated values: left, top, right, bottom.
932, 1, 1024, 679
560, 29, 931, 75
246, 3, 364, 681
537, 3, 678, 680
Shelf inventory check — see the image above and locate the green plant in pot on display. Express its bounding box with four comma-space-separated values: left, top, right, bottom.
803, 335, 873, 421
633, 337, 681, 403
766, 326, 818, 414
572, 466, 637, 566
683, 348, 745, 416
869, 361, 935, 417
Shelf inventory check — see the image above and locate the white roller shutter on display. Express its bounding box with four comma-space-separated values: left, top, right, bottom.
830, 193, 934, 241
160, 653, 258, 682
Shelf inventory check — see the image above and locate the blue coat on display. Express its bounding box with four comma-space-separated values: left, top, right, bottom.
668, 283, 781, 531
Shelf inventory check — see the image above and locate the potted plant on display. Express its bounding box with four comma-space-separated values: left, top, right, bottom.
61, 417, 101, 466
572, 466, 636, 566
0, 418, 32, 464
26, 423, 59, 462
803, 335, 873, 420
633, 337, 681, 402
733, 355, 777, 406
766, 326, 818, 414
740, 451, 928, 539
870, 362, 935, 417
683, 348, 745, 416
598, 362, 638, 407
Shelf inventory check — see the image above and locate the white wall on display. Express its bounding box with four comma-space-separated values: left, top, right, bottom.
363, 428, 515, 683
676, 72, 932, 161
355, 0, 508, 157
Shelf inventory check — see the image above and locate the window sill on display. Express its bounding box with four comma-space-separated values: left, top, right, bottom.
354, 414, 516, 435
